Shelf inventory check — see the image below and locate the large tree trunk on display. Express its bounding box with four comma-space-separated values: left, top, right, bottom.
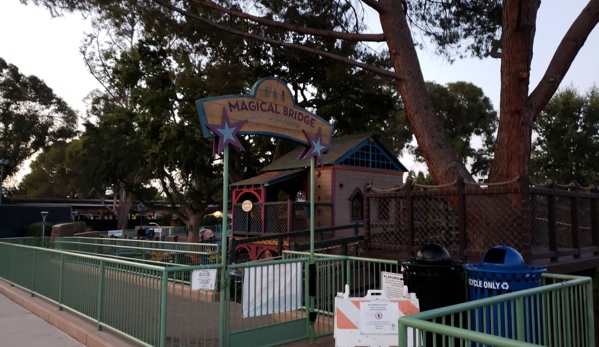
489, 0, 541, 184
379, 0, 523, 251
114, 183, 132, 230
378, 0, 473, 185
187, 208, 206, 243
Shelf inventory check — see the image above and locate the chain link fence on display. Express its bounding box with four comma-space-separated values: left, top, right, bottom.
366, 176, 599, 265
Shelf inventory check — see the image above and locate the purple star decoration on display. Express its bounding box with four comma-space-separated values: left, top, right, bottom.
299, 127, 330, 166
206, 107, 247, 155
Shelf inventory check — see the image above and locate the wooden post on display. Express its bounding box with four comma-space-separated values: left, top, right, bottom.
519, 174, 532, 264
456, 177, 467, 262
277, 234, 284, 257
363, 184, 371, 250
406, 180, 415, 254
287, 199, 293, 233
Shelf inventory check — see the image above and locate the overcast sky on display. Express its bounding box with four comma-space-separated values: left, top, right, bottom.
1, 0, 598, 180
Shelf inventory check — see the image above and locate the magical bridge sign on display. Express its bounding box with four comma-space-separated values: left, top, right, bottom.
196, 76, 334, 165
196, 76, 333, 275
197, 77, 333, 343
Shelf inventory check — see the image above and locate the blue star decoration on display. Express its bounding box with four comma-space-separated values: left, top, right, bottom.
206, 107, 247, 154
299, 127, 330, 166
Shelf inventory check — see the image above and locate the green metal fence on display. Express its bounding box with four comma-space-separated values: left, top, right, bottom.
56, 237, 218, 253
54, 237, 219, 265
397, 273, 594, 347
283, 251, 403, 337
226, 257, 310, 346
0, 240, 225, 346
0, 238, 594, 347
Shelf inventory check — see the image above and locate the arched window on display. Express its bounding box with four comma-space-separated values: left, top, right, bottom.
349, 188, 364, 222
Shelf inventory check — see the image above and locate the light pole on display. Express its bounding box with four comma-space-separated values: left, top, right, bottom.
0, 159, 9, 205
137, 203, 147, 229
41, 211, 49, 244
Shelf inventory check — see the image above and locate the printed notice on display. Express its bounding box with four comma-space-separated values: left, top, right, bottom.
381, 272, 405, 299
360, 301, 401, 335
191, 269, 217, 291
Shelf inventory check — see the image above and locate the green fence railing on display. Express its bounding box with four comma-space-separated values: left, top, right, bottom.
54, 237, 220, 265
0, 240, 225, 347
0, 238, 594, 347
283, 250, 404, 337
397, 273, 594, 347
56, 236, 218, 253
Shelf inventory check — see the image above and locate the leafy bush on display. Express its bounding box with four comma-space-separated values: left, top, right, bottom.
27, 222, 55, 237
202, 215, 222, 226
74, 221, 88, 233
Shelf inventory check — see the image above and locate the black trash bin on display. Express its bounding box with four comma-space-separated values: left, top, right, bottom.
401, 243, 466, 312
463, 245, 546, 344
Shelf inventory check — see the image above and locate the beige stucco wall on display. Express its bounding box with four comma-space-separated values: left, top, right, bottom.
333, 166, 403, 226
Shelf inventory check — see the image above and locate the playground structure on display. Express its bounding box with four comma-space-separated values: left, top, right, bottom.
228, 133, 407, 262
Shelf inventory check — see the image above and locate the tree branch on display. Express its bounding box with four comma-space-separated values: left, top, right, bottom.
188, 0, 386, 42
152, 0, 403, 80
529, 0, 599, 118
361, 0, 384, 13
159, 174, 185, 217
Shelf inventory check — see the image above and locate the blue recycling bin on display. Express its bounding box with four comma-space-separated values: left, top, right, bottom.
463, 246, 546, 344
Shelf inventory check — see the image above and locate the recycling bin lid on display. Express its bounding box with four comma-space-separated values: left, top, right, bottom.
480, 245, 526, 270
415, 243, 452, 264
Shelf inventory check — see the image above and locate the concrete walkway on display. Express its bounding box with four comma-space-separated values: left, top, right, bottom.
0, 293, 84, 347
0, 279, 336, 347
0, 280, 138, 347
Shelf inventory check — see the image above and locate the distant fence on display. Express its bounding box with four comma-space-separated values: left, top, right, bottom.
365, 175, 599, 270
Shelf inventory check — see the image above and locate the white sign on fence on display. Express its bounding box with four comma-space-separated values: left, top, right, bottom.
359, 301, 401, 335
242, 262, 303, 317
107, 230, 123, 237
191, 269, 218, 290
380, 271, 405, 299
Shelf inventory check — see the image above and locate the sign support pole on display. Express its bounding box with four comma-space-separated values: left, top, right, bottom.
309, 156, 316, 343
219, 145, 229, 347
310, 156, 315, 262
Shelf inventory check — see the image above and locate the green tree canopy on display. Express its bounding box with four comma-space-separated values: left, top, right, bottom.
531, 86, 599, 186
23, 0, 599, 187
19, 139, 92, 198
407, 81, 497, 176
21, 141, 71, 198
0, 57, 78, 182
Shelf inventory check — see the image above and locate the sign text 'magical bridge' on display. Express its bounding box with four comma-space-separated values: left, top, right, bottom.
195, 77, 334, 164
